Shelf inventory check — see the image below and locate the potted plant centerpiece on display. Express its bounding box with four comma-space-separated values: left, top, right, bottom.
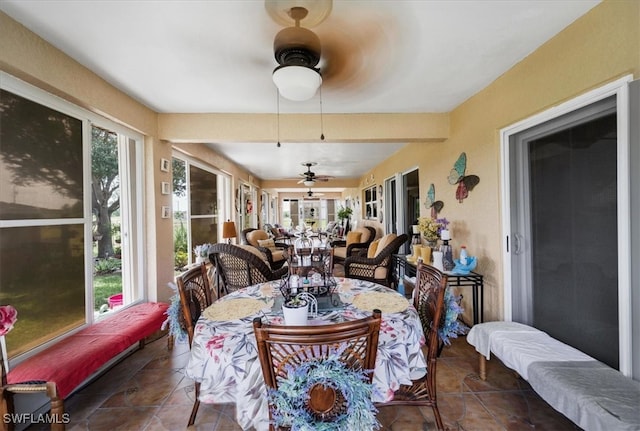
281, 294, 308, 325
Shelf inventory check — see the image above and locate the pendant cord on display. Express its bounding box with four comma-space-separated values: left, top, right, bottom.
319, 85, 325, 141
276, 91, 281, 148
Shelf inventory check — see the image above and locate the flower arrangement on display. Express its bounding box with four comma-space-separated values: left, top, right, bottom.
193, 243, 213, 258
439, 289, 468, 345
417, 217, 449, 243
267, 347, 380, 430
0, 305, 17, 337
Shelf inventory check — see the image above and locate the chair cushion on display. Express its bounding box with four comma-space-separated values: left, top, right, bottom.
271, 249, 286, 262
257, 239, 276, 250
374, 233, 397, 257
246, 230, 269, 247
334, 247, 347, 259
238, 244, 269, 263
346, 231, 362, 247
375, 266, 388, 279
367, 240, 380, 258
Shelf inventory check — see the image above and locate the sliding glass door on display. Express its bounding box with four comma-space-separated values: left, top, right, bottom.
506, 93, 625, 370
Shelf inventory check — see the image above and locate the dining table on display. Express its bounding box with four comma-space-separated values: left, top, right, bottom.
185, 277, 427, 431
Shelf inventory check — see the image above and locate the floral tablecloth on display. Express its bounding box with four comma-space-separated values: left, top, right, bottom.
185, 278, 427, 431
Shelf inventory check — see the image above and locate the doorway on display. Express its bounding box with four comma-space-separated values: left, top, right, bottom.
502, 77, 633, 374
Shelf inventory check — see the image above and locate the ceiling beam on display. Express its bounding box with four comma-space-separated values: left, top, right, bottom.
158, 112, 449, 143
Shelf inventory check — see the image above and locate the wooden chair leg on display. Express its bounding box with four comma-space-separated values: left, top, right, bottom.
46, 382, 65, 431
2, 392, 15, 431
187, 381, 201, 426
0, 393, 9, 431
432, 404, 445, 431
479, 354, 487, 380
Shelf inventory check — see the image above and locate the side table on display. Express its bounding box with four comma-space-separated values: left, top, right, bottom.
393, 254, 484, 325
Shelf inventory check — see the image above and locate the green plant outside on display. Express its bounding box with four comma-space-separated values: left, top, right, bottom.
94, 257, 121, 275
174, 221, 188, 269
94, 273, 123, 310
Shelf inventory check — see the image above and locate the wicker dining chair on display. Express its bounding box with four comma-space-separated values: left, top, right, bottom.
375, 262, 448, 430
209, 243, 288, 296
176, 262, 214, 426
253, 310, 382, 431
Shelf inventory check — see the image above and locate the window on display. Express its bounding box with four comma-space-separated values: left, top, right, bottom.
364, 185, 378, 220
0, 73, 144, 361
172, 154, 231, 267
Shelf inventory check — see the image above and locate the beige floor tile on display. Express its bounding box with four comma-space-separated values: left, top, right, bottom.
25, 334, 581, 431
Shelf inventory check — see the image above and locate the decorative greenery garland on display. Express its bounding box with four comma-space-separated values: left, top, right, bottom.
439, 289, 468, 345
161, 283, 187, 343
268, 348, 380, 431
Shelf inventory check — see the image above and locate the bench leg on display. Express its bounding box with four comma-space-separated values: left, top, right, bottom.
479, 354, 487, 380
46, 382, 65, 431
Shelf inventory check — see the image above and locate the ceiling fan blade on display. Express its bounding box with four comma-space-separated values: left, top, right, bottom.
317, 12, 396, 93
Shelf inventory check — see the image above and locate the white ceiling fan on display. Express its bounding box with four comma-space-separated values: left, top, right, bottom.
265, 0, 389, 101
297, 162, 333, 186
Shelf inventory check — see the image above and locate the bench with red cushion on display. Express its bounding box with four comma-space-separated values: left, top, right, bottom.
7, 302, 169, 399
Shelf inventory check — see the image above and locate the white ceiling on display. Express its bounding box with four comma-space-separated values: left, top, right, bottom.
1, 0, 600, 184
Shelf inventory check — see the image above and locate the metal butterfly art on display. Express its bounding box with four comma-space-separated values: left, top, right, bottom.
425, 183, 444, 219
448, 152, 480, 203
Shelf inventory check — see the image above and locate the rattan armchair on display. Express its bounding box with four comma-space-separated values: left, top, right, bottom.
241, 228, 288, 269
209, 243, 288, 296
332, 226, 376, 267
253, 310, 382, 430
344, 233, 409, 287
176, 262, 214, 426
375, 262, 448, 430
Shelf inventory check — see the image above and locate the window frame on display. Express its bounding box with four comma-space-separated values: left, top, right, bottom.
363, 185, 378, 220
1, 72, 145, 363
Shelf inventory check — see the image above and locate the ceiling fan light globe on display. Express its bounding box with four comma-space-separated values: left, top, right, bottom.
303, 180, 315, 187
273, 65, 322, 101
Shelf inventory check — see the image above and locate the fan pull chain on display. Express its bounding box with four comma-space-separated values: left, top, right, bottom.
276, 90, 281, 148
319, 85, 325, 141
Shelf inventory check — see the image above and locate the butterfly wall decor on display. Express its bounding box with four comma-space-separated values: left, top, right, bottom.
425, 183, 444, 219
448, 152, 480, 203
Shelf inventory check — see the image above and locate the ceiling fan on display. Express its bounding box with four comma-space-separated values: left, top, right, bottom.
297, 162, 332, 186
305, 188, 325, 198
265, 0, 391, 100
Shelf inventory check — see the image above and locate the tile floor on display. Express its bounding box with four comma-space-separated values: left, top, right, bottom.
26, 333, 581, 431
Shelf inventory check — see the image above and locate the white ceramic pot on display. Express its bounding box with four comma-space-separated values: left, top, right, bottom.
282, 301, 308, 325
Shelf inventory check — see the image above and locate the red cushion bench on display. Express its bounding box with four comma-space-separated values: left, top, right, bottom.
8, 302, 169, 400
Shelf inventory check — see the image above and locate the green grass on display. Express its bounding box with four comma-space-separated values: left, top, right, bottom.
94, 273, 122, 309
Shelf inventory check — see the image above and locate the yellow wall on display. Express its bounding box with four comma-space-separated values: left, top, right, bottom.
366, 0, 639, 320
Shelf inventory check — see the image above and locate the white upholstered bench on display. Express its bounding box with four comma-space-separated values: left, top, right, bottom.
467, 322, 640, 431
